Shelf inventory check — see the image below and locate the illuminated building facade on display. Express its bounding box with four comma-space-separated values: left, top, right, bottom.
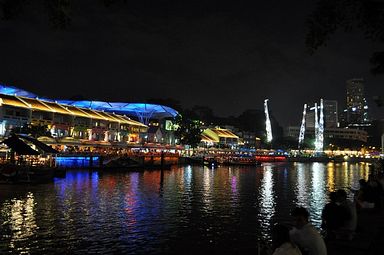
306, 100, 338, 129
201, 127, 239, 148
0, 84, 181, 146
0, 90, 148, 144
286, 126, 368, 143
323, 100, 338, 128
343, 79, 370, 127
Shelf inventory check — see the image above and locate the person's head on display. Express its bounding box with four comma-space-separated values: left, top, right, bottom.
336, 189, 347, 203
272, 224, 290, 249
329, 191, 338, 203
359, 179, 367, 187
291, 207, 309, 229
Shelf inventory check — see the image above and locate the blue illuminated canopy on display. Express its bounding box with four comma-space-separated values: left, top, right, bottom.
57, 100, 178, 123
0, 84, 178, 123
0, 84, 38, 98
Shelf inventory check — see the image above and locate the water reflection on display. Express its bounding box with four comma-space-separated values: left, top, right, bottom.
326, 163, 335, 192
1, 192, 37, 253
310, 163, 326, 226
259, 164, 275, 239
0, 162, 373, 254
295, 163, 309, 207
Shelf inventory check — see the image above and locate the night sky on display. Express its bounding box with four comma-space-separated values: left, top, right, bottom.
1, 0, 384, 126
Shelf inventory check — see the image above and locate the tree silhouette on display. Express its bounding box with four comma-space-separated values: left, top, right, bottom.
307, 0, 384, 74
19, 123, 52, 138
174, 111, 202, 148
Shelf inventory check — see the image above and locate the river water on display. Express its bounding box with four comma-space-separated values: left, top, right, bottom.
0, 162, 370, 254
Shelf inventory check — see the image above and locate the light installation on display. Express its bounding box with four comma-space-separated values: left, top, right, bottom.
313, 99, 324, 153
298, 103, 307, 149
264, 99, 273, 143
314, 103, 319, 151
317, 99, 324, 152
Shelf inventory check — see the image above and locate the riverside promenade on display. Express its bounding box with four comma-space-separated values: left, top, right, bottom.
327, 209, 384, 255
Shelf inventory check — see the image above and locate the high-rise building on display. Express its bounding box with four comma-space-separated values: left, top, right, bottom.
323, 100, 338, 128
305, 100, 338, 129
345, 78, 369, 125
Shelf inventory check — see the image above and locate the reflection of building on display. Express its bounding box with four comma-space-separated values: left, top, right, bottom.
286, 126, 368, 143
342, 79, 370, 127
201, 127, 239, 147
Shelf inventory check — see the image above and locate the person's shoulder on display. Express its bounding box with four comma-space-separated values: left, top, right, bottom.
273, 243, 302, 255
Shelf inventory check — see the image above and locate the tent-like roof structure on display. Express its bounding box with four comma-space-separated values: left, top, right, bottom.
56, 100, 178, 124
18, 134, 59, 154
0, 93, 147, 127
2, 135, 39, 155
0, 84, 178, 124
0, 84, 38, 98
202, 128, 239, 144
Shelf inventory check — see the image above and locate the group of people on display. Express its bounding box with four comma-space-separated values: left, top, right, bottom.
269, 173, 384, 255
271, 207, 327, 255
354, 173, 384, 210
321, 189, 357, 240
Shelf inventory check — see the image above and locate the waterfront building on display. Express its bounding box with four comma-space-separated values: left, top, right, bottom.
201, 127, 239, 148
0, 93, 148, 145
342, 78, 370, 127
285, 126, 368, 143
236, 131, 261, 149
305, 100, 338, 128
0, 84, 181, 147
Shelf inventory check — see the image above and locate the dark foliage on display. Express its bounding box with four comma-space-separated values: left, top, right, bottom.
44, 0, 71, 29
174, 111, 202, 148
19, 123, 52, 138
0, 0, 27, 20
307, 0, 384, 74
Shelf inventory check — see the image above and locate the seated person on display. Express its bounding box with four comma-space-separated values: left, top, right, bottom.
290, 207, 327, 255
335, 189, 357, 240
322, 192, 343, 239
356, 179, 375, 209
272, 224, 302, 255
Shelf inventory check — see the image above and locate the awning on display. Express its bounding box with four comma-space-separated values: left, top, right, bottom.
201, 134, 218, 143
18, 134, 59, 154
2, 135, 39, 155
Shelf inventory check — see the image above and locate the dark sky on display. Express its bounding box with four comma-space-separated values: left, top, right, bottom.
1, 0, 384, 126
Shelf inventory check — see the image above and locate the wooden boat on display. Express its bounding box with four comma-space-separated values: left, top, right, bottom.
0, 164, 56, 184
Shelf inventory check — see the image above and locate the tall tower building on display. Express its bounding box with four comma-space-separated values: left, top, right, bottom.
305, 100, 338, 129
345, 78, 369, 125
323, 100, 338, 128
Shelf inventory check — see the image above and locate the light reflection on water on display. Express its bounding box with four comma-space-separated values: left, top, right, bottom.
0, 162, 371, 254
310, 163, 326, 226
259, 164, 275, 239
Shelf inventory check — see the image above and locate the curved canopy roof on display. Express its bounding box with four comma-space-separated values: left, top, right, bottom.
56, 100, 178, 121
0, 84, 38, 98
0, 84, 178, 123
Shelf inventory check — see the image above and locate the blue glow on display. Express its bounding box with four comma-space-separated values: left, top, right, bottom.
0, 84, 178, 120
56, 100, 178, 118
56, 156, 99, 168
0, 84, 38, 98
